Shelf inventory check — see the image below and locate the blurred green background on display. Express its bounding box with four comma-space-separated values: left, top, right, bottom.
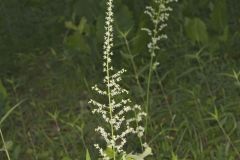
1, 0, 240, 159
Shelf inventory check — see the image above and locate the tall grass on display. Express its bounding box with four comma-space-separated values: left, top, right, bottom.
0, 100, 25, 160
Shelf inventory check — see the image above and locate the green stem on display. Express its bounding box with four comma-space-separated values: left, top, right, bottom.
0, 129, 11, 160
122, 35, 143, 92
145, 54, 154, 130
106, 58, 116, 160
54, 119, 70, 157
145, 3, 162, 132
133, 110, 144, 151
216, 120, 240, 157
27, 132, 38, 160
121, 33, 144, 150
155, 71, 174, 119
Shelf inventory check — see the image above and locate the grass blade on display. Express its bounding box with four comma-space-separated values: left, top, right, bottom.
0, 99, 26, 126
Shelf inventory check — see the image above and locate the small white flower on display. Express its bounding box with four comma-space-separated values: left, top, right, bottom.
143, 0, 176, 55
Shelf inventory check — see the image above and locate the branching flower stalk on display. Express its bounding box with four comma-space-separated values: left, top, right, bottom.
89, 0, 150, 159
142, 0, 177, 129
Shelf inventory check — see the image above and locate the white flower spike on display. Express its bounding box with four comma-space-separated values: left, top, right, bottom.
89, 0, 149, 159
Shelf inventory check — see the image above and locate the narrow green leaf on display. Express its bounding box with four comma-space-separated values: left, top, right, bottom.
126, 147, 152, 160
65, 21, 78, 30
86, 149, 91, 160
0, 80, 7, 99
0, 100, 25, 126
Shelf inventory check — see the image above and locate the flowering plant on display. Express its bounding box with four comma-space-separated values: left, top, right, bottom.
89, 0, 177, 159
142, 0, 177, 128
88, 0, 151, 159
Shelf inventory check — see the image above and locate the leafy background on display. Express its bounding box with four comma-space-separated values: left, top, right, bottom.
0, 0, 240, 159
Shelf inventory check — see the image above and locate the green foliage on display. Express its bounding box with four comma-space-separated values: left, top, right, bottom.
210, 0, 227, 32
115, 5, 134, 32
65, 18, 90, 52
1, 0, 240, 159
0, 100, 25, 127
184, 17, 208, 44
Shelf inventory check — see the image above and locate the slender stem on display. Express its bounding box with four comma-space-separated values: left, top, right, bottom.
121, 33, 144, 150
106, 59, 116, 160
155, 71, 175, 125
123, 35, 146, 145
145, 4, 162, 132
105, 4, 115, 158
54, 119, 70, 157
103, 0, 116, 158
0, 129, 11, 160
122, 35, 143, 92
145, 54, 154, 130
27, 132, 38, 160
133, 111, 144, 151
216, 120, 240, 157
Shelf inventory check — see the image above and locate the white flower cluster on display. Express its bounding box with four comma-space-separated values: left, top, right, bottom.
142, 0, 177, 56
89, 0, 147, 159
